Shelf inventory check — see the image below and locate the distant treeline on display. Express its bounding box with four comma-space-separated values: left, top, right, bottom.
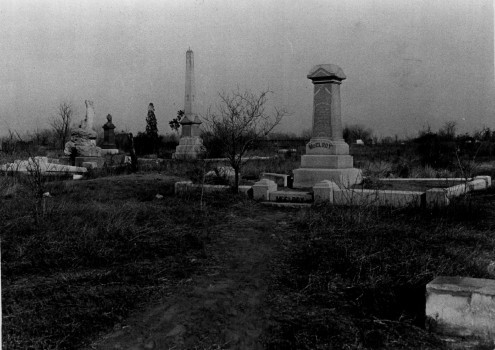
2, 122, 495, 167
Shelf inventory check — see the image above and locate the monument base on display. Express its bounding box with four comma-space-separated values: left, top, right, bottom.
293, 168, 362, 188
301, 155, 353, 168
75, 156, 105, 168
173, 137, 204, 160
100, 148, 119, 155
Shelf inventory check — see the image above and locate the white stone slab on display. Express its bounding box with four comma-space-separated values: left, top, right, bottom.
426, 276, 495, 340
0, 158, 87, 173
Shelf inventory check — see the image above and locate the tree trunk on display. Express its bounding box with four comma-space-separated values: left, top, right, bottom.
234, 167, 239, 193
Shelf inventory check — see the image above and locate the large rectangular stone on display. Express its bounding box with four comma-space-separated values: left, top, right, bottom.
426, 276, 495, 340
300, 155, 353, 169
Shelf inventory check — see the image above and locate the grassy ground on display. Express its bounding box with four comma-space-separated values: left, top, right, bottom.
1, 173, 213, 349
263, 189, 495, 349
2, 152, 495, 349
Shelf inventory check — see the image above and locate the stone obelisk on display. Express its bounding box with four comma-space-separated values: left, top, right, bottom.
293, 64, 362, 187
174, 48, 204, 159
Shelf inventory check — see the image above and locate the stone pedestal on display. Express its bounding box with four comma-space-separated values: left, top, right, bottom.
173, 116, 204, 159
293, 64, 362, 188
101, 114, 119, 155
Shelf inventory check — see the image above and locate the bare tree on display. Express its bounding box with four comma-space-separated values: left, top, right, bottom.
204, 88, 285, 192
50, 102, 73, 150
439, 120, 457, 140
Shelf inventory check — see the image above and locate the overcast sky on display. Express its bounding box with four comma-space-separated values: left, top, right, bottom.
1, 0, 494, 138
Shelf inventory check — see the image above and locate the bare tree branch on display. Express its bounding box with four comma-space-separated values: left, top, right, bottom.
50, 102, 73, 150
203, 88, 287, 192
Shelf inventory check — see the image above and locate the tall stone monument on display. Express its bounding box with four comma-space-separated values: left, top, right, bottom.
293, 64, 362, 188
174, 48, 204, 159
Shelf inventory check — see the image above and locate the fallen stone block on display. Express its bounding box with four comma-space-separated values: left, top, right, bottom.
426, 276, 495, 341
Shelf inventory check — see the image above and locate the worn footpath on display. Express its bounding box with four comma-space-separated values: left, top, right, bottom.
88, 207, 293, 350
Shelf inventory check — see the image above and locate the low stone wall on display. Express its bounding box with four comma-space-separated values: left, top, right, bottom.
174, 181, 252, 197
176, 175, 491, 208
333, 188, 423, 207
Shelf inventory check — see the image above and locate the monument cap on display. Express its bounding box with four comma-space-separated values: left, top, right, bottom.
180, 115, 193, 125
307, 64, 346, 82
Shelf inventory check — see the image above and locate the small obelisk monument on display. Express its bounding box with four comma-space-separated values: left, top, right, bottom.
174, 48, 204, 159
293, 64, 362, 187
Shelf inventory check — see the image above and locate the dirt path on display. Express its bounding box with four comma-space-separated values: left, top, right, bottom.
88, 207, 292, 350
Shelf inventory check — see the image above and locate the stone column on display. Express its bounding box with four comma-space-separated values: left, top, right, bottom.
174, 48, 204, 160
292, 64, 362, 188
307, 64, 348, 154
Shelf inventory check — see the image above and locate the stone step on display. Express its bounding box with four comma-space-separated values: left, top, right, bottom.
268, 191, 313, 203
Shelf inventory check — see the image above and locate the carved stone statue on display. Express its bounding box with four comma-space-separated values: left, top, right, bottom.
64, 100, 101, 158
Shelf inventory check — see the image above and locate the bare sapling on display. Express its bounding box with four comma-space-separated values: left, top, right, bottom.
203, 88, 286, 192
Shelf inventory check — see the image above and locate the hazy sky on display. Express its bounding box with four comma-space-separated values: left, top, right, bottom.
1, 0, 494, 138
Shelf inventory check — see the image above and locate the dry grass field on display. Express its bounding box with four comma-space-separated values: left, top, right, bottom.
2, 159, 495, 349
1, 139, 495, 348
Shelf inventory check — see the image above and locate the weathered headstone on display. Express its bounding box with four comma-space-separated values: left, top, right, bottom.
101, 114, 119, 155
293, 64, 362, 187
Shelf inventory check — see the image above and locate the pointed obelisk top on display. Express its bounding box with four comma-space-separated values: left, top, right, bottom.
184, 48, 195, 117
